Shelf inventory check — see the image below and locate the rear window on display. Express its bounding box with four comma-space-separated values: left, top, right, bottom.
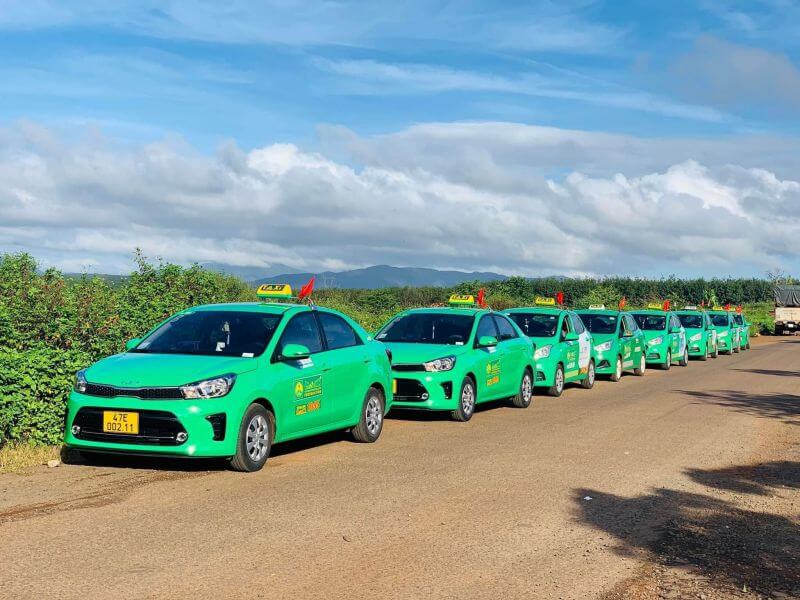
632, 313, 666, 331
506, 313, 559, 337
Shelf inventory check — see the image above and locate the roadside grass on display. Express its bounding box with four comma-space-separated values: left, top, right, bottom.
742, 302, 775, 335
0, 443, 60, 474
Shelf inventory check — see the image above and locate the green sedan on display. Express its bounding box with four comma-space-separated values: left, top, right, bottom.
630, 306, 688, 369
708, 309, 740, 354
376, 295, 536, 421
65, 284, 393, 472
675, 307, 718, 360
732, 311, 751, 350
575, 307, 647, 381
504, 298, 597, 397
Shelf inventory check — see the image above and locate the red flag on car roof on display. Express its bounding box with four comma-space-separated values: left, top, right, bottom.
477, 288, 487, 308
556, 291, 564, 306
662, 300, 671, 311
736, 305, 743, 313
618, 297, 627, 310
700, 300, 706, 308
724, 302, 731, 311
298, 277, 315, 300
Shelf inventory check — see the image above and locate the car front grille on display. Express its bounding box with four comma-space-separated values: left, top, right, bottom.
392, 364, 426, 372
72, 407, 186, 446
394, 378, 429, 402
83, 382, 183, 400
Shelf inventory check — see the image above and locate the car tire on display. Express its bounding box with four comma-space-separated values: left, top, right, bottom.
230, 403, 274, 473
580, 360, 595, 389
451, 377, 476, 422
633, 353, 646, 376
512, 369, 534, 408
679, 348, 689, 367
699, 346, 708, 361
661, 350, 672, 370
547, 364, 565, 397
60, 446, 84, 465
609, 356, 623, 382
733, 343, 740, 354
712, 343, 719, 358
746, 341, 751, 349
352, 386, 385, 443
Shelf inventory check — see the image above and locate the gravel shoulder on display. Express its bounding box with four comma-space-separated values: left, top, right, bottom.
1, 336, 797, 599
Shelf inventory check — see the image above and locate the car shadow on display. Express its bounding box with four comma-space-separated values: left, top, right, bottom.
574, 460, 800, 597
387, 398, 514, 422
677, 389, 800, 424
732, 368, 799, 378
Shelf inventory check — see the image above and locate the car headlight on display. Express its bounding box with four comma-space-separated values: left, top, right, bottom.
423, 356, 456, 372
74, 370, 88, 393
180, 374, 237, 399
594, 340, 612, 352
648, 336, 663, 346
718, 331, 728, 338
534, 345, 552, 360
689, 333, 702, 342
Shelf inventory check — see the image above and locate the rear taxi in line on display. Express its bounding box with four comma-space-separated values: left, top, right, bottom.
675, 306, 718, 360
732, 309, 751, 350
375, 294, 536, 421
504, 297, 597, 397
630, 304, 688, 370
707, 308, 740, 354
575, 306, 647, 381
64, 282, 393, 472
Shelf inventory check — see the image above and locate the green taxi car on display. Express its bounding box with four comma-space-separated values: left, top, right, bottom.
675, 307, 718, 360
575, 306, 647, 381
376, 295, 536, 422
630, 305, 688, 369
504, 298, 597, 397
732, 311, 751, 350
64, 284, 393, 472
707, 309, 740, 354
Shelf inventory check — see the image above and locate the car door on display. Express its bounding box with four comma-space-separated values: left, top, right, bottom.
316, 310, 370, 424
270, 311, 330, 435
624, 314, 645, 364
618, 315, 634, 369
493, 314, 525, 397
569, 313, 592, 375
670, 314, 686, 357
705, 314, 717, 352
474, 314, 502, 400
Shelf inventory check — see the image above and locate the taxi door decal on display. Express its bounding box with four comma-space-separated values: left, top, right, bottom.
577, 331, 591, 369
294, 374, 324, 415
486, 359, 501, 387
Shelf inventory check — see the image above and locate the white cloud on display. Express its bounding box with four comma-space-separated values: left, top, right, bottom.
0, 121, 798, 277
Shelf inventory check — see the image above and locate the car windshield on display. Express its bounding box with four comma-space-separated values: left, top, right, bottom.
733, 314, 744, 325
577, 313, 617, 334
131, 311, 282, 357
506, 313, 559, 337
710, 314, 729, 327
678, 314, 704, 329
632, 313, 666, 331
376, 313, 474, 345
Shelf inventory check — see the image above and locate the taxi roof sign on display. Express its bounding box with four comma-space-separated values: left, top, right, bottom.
588, 304, 606, 310
535, 296, 556, 306
683, 305, 698, 310
646, 303, 663, 310
256, 283, 293, 300
448, 294, 476, 306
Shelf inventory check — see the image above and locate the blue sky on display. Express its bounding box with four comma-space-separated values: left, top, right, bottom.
1, 1, 799, 277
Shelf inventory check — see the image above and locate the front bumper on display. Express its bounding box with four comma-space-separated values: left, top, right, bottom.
391, 371, 458, 411
645, 343, 668, 364
593, 350, 616, 375
64, 391, 239, 457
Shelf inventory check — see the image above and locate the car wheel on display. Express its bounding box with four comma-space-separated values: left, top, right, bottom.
451, 377, 476, 422
679, 347, 689, 367
712, 343, 719, 358
512, 369, 534, 408
547, 364, 565, 397
352, 386, 385, 443
746, 341, 751, 349
60, 446, 84, 465
609, 355, 623, 382
634, 352, 646, 376
661, 350, 672, 370
230, 403, 274, 472
580, 360, 596, 389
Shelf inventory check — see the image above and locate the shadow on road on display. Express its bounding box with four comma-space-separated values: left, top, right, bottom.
387, 398, 513, 422
678, 389, 800, 424
575, 461, 800, 597
733, 368, 799, 378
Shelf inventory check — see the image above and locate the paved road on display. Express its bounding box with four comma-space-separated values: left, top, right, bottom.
1, 337, 798, 599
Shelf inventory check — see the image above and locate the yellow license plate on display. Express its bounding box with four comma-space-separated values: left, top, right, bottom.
102, 411, 139, 435
392, 379, 397, 394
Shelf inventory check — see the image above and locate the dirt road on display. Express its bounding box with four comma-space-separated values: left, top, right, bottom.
2, 338, 798, 599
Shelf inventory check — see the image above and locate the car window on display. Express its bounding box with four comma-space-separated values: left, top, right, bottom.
678, 314, 703, 329
632, 313, 666, 331
560, 314, 572, 340
493, 315, 518, 341
624, 315, 638, 333
570, 314, 586, 334
476, 315, 498, 340
318, 312, 361, 350
277, 312, 324, 355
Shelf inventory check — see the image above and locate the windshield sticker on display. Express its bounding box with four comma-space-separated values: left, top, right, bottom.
486, 359, 501, 387
297, 358, 313, 368
216, 341, 226, 352
241, 352, 255, 358
376, 333, 387, 339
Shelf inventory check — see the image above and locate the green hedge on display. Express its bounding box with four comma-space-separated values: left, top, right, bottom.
0, 251, 783, 446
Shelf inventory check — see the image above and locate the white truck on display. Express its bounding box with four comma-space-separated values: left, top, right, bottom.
774, 285, 800, 335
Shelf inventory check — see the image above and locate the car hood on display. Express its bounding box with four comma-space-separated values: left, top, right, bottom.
85, 352, 258, 387
384, 343, 470, 366
683, 327, 705, 335
640, 330, 667, 342
526, 335, 558, 348
589, 332, 616, 345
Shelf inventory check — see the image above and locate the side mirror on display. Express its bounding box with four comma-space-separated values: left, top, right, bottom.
564, 332, 579, 342
281, 343, 311, 360
125, 338, 141, 351
478, 335, 498, 347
